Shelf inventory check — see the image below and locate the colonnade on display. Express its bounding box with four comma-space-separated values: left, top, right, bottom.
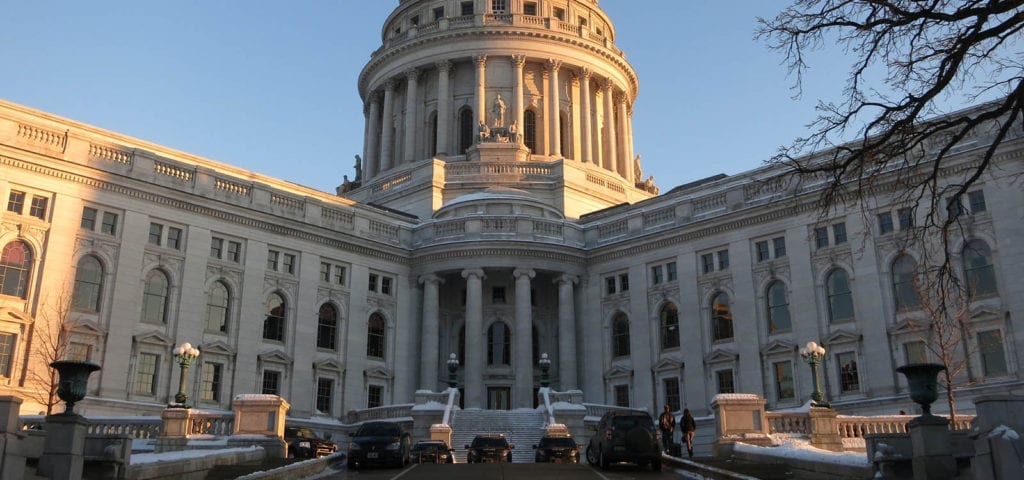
417, 269, 579, 409
360, 55, 636, 185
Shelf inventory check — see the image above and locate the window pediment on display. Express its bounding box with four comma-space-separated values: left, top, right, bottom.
314, 359, 344, 373
258, 350, 292, 365
0, 308, 33, 325
824, 329, 862, 346
761, 340, 797, 356
200, 340, 234, 356
704, 348, 738, 365
969, 305, 1002, 321
133, 331, 171, 347
652, 357, 683, 372
364, 366, 393, 380
604, 364, 633, 380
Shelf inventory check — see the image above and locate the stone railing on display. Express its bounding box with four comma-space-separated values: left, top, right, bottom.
214, 177, 252, 197
187, 411, 235, 436
154, 160, 194, 182
444, 161, 555, 177
540, 388, 556, 426
766, 412, 810, 434
22, 415, 164, 439
582, 403, 644, 421
345, 404, 415, 424
766, 411, 976, 438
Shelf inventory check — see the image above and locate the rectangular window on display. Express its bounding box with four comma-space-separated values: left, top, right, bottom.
367, 384, 383, 408
833, 222, 847, 245
651, 265, 663, 285
605, 277, 616, 295
66, 342, 91, 362
101, 212, 118, 235
947, 197, 965, 219
878, 212, 894, 234
716, 369, 735, 394
410, 15, 419, 26
81, 207, 98, 230
29, 196, 48, 219
524, 2, 538, 16
904, 341, 928, 365
381, 276, 392, 295
261, 370, 281, 395
267, 250, 280, 271
666, 262, 677, 282
460, 1, 473, 16
0, 333, 15, 377
773, 361, 795, 401
6, 190, 25, 214
968, 190, 987, 213
148, 223, 163, 246
167, 227, 183, 250
978, 330, 1008, 376
200, 362, 222, 402
283, 253, 296, 275
897, 207, 914, 230
553, 7, 565, 20
614, 384, 629, 408
492, 286, 506, 304
663, 377, 681, 412
717, 250, 730, 270
211, 237, 224, 259
837, 352, 860, 393
316, 378, 334, 414
701, 253, 714, 274
134, 353, 159, 395
433, 6, 445, 20
368, 273, 378, 293
814, 227, 829, 248
333, 265, 346, 285
490, 0, 507, 13
756, 241, 770, 262
773, 237, 787, 258
618, 274, 629, 292
227, 241, 242, 263
578, 16, 588, 27
320, 262, 331, 282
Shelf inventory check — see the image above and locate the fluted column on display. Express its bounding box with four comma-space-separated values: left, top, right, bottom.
364, 93, 381, 179
616, 92, 629, 179
548, 59, 562, 158
435, 60, 452, 156
579, 69, 593, 164
379, 80, 397, 172
511, 55, 526, 135
475, 55, 487, 129
419, 274, 443, 390
403, 68, 420, 164
513, 268, 535, 408
462, 268, 485, 408
555, 274, 579, 390
540, 71, 550, 155
626, 103, 635, 182
603, 79, 618, 173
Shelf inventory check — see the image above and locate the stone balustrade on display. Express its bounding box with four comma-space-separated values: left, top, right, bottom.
345, 403, 415, 424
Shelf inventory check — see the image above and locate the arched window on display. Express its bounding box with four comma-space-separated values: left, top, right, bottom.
826, 269, 855, 323
611, 314, 630, 357
892, 254, 919, 311
72, 255, 103, 312
766, 281, 791, 334
428, 111, 439, 156
488, 322, 511, 365
458, 108, 474, 154
317, 303, 338, 350
367, 313, 386, 358
963, 240, 997, 297
711, 292, 733, 341
0, 241, 32, 299
205, 281, 229, 333
140, 270, 169, 324
524, 109, 537, 152
660, 303, 680, 350
263, 293, 286, 341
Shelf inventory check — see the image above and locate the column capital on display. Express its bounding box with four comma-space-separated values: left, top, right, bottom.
419, 274, 445, 286
513, 268, 536, 280
547, 59, 563, 72
614, 92, 627, 105
461, 268, 485, 280
384, 79, 397, 92
604, 78, 616, 92
435, 59, 452, 73
580, 67, 592, 80
570, 72, 580, 87
554, 274, 579, 286
474, 55, 488, 67
405, 68, 420, 81
511, 54, 527, 68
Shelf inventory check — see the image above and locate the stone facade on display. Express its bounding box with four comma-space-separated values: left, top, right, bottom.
1, 0, 1022, 422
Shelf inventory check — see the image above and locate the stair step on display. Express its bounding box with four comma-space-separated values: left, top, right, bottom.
449, 409, 548, 463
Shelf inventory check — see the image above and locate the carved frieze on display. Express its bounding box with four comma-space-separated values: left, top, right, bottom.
264, 275, 298, 297
811, 247, 853, 278
647, 284, 678, 312
366, 295, 397, 315
316, 287, 351, 308
698, 272, 733, 300
74, 236, 120, 261
601, 293, 629, 317
752, 259, 791, 289
143, 251, 184, 279
206, 264, 243, 286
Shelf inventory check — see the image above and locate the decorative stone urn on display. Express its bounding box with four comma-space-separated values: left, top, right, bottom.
896, 363, 946, 416
50, 360, 101, 415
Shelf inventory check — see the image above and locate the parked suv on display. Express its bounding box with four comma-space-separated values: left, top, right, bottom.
465, 434, 514, 463
532, 434, 579, 463
347, 421, 412, 470
585, 410, 661, 471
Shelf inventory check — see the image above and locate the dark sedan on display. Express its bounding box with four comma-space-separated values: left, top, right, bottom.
285, 427, 338, 459
410, 440, 455, 464
465, 434, 514, 463
347, 421, 412, 470
533, 435, 580, 463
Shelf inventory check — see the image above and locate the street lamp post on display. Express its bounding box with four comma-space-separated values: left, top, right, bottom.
539, 353, 551, 388
446, 353, 459, 389
173, 342, 200, 407
800, 341, 829, 408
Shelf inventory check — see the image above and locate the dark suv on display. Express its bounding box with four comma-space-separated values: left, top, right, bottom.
285, 427, 338, 459
585, 410, 661, 471
465, 434, 514, 463
346, 421, 412, 470
532, 434, 579, 463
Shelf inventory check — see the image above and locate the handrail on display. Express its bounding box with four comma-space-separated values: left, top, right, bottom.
442, 388, 458, 426
540, 387, 556, 426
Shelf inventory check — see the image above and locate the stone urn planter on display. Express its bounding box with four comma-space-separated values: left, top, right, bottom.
896, 363, 946, 416
51, 360, 101, 415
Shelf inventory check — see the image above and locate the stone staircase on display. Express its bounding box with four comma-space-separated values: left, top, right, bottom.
450, 409, 547, 463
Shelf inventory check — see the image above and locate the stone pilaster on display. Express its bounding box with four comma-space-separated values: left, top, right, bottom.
379, 80, 396, 172
419, 274, 443, 390
548, 59, 562, 158
511, 55, 526, 137
475, 55, 487, 130
462, 268, 485, 408
579, 68, 593, 164
435, 60, 452, 156
364, 92, 381, 180
403, 68, 420, 164
513, 268, 535, 408
556, 274, 579, 389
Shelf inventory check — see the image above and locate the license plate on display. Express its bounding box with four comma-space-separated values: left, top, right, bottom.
367, 452, 379, 459
299, 441, 311, 448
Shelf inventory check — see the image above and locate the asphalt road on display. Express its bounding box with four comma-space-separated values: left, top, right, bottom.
314, 461, 718, 479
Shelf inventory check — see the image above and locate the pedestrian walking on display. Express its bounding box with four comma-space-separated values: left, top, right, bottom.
658, 405, 676, 454
681, 408, 696, 458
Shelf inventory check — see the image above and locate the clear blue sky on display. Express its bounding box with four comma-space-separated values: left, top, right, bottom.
1, 1, 855, 194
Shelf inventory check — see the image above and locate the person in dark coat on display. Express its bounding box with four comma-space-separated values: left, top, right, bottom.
658, 405, 676, 454
681, 408, 697, 458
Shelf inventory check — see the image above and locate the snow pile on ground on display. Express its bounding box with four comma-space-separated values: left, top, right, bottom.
131, 446, 261, 465
733, 434, 869, 468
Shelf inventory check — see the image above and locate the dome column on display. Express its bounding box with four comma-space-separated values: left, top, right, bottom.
462, 268, 485, 408
556, 274, 579, 390
379, 80, 397, 172
364, 93, 381, 180
602, 79, 618, 173
435, 60, 452, 156
616, 92, 630, 181
475, 55, 487, 134
403, 68, 420, 164
419, 274, 444, 391
579, 69, 593, 164
511, 55, 526, 138
547, 59, 563, 158
513, 268, 535, 408
626, 103, 635, 181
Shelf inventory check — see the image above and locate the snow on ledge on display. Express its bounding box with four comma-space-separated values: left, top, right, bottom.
131, 446, 262, 465
713, 393, 764, 401
734, 434, 869, 468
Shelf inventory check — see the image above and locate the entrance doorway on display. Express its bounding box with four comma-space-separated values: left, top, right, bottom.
487, 387, 511, 410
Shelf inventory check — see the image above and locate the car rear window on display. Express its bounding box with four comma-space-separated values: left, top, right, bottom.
472, 437, 509, 448
611, 415, 653, 430
357, 423, 400, 436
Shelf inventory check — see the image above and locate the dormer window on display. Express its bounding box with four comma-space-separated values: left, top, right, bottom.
524, 2, 538, 16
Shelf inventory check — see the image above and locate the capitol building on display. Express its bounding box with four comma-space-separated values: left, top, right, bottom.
1, 0, 1021, 420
